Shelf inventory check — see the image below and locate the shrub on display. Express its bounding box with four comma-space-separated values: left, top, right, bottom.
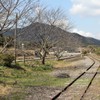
95, 48, 100, 55
0, 53, 14, 67
32, 64, 53, 71
82, 50, 88, 55
0, 54, 4, 65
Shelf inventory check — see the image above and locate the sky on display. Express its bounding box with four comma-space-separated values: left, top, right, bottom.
40, 0, 100, 40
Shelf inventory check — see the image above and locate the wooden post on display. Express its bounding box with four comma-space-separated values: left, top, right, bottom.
14, 14, 18, 64
22, 43, 25, 65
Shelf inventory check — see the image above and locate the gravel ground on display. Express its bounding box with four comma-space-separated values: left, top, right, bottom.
51, 56, 93, 79
25, 86, 62, 100
83, 73, 100, 100
54, 57, 100, 100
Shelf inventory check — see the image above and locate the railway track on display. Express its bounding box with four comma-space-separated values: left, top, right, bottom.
52, 56, 100, 100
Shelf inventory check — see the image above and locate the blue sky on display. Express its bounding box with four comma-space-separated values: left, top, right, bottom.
40, 0, 100, 40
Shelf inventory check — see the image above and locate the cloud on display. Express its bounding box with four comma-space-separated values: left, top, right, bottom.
71, 28, 100, 40
72, 28, 94, 37
70, 0, 100, 16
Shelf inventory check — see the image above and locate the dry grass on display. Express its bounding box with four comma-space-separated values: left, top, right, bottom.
54, 57, 84, 68
0, 85, 12, 96
54, 60, 75, 68
46, 57, 83, 68
90, 53, 100, 60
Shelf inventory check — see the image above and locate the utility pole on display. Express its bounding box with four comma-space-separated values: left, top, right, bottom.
14, 13, 18, 64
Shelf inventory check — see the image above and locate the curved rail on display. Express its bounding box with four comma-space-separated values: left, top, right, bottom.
80, 56, 100, 100
52, 56, 95, 100
80, 66, 100, 100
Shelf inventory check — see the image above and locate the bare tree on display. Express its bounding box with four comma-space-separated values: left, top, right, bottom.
30, 7, 71, 64
0, 0, 18, 47
0, 0, 37, 52
45, 8, 71, 30
0, 0, 37, 31
30, 23, 58, 64
44, 8, 72, 60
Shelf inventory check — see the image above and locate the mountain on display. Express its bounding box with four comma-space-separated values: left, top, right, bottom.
70, 33, 100, 46
4, 23, 100, 47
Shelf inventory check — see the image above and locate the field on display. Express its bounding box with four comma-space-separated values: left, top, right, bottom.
0, 47, 100, 99
0, 54, 86, 99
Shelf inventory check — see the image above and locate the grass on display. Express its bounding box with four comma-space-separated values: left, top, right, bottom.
0, 67, 70, 87
0, 91, 27, 100
46, 56, 84, 68
0, 68, 70, 99
0, 60, 71, 99
0, 56, 84, 87
0, 56, 84, 99
74, 78, 91, 85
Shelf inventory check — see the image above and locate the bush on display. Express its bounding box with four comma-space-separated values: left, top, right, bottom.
82, 50, 88, 55
0, 54, 4, 65
95, 48, 100, 55
0, 53, 14, 67
32, 64, 53, 71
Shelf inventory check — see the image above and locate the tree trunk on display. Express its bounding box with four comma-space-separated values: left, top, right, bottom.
42, 51, 46, 65
0, 34, 4, 47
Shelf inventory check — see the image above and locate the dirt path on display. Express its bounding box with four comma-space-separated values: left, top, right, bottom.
25, 86, 62, 100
